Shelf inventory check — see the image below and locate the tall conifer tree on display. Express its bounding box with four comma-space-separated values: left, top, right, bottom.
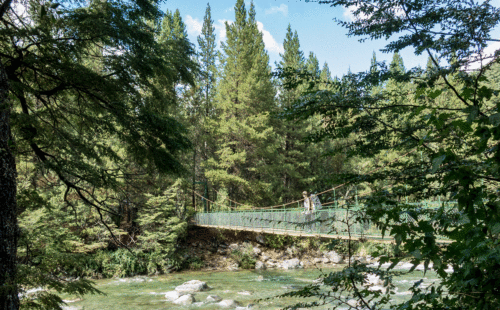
197, 3, 217, 117
207, 0, 276, 206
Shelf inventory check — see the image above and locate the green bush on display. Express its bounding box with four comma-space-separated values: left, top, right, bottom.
181, 256, 205, 270
264, 234, 296, 249
230, 250, 256, 269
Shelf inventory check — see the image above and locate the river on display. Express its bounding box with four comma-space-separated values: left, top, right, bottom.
60, 265, 441, 309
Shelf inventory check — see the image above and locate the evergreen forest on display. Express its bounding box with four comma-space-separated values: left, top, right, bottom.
0, 0, 499, 309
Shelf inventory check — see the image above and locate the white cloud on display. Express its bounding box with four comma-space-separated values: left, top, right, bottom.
265, 4, 288, 16
185, 15, 202, 37
215, 19, 233, 44
257, 21, 284, 55
464, 40, 500, 71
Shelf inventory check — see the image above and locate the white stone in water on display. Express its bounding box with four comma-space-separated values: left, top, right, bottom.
347, 299, 359, 307
256, 275, 264, 281
175, 280, 209, 293
255, 261, 266, 270
365, 273, 383, 286
206, 295, 222, 303
238, 291, 252, 295
192, 302, 204, 307
217, 299, 240, 308
368, 285, 387, 293
173, 294, 195, 305
281, 258, 303, 270
165, 290, 182, 301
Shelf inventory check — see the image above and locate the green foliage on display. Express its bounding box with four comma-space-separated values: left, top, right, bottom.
181, 256, 205, 270
354, 242, 399, 258
230, 249, 256, 269
282, 0, 500, 309
136, 180, 189, 274
264, 234, 296, 249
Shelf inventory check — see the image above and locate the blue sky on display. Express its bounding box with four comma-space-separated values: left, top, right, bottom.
161, 0, 500, 78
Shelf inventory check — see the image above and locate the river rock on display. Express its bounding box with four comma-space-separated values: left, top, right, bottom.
165, 290, 182, 301
229, 243, 240, 251
365, 273, 383, 286
281, 258, 303, 270
260, 255, 270, 262
173, 294, 195, 305
217, 299, 240, 308
350, 256, 367, 264
255, 261, 266, 270
322, 257, 330, 264
286, 246, 299, 256
206, 295, 222, 302
238, 291, 252, 295
313, 257, 323, 264
253, 247, 262, 256
256, 234, 265, 244
324, 251, 344, 264
192, 302, 205, 307
175, 280, 208, 293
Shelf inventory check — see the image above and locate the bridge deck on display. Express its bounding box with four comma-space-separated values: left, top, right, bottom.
193, 224, 452, 244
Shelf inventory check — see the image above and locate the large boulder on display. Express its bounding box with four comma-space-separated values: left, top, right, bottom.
173, 294, 195, 305
281, 258, 303, 270
217, 299, 241, 308
324, 251, 344, 264
255, 261, 266, 270
313, 257, 323, 264
165, 290, 182, 301
175, 280, 209, 293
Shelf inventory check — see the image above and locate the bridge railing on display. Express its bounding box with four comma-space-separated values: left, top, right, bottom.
193, 201, 463, 240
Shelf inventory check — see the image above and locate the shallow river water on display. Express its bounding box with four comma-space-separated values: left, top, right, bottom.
60, 265, 440, 310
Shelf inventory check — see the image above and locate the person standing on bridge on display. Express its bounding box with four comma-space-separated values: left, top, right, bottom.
302, 191, 314, 232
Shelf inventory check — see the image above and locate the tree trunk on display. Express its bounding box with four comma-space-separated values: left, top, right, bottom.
0, 58, 20, 309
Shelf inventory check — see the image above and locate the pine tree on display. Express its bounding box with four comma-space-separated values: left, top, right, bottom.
306, 52, 321, 79
274, 24, 311, 202
319, 62, 334, 90
207, 0, 276, 206
389, 51, 405, 74
197, 3, 217, 117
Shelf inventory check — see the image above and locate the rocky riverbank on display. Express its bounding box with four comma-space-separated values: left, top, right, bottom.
181, 227, 379, 272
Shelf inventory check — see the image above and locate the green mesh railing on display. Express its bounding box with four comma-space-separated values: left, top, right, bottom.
193, 200, 464, 240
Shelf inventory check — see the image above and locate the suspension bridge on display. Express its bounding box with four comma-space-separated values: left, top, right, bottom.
192, 194, 458, 242
191, 147, 461, 242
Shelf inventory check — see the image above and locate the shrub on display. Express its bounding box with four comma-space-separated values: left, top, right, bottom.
230, 250, 256, 269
